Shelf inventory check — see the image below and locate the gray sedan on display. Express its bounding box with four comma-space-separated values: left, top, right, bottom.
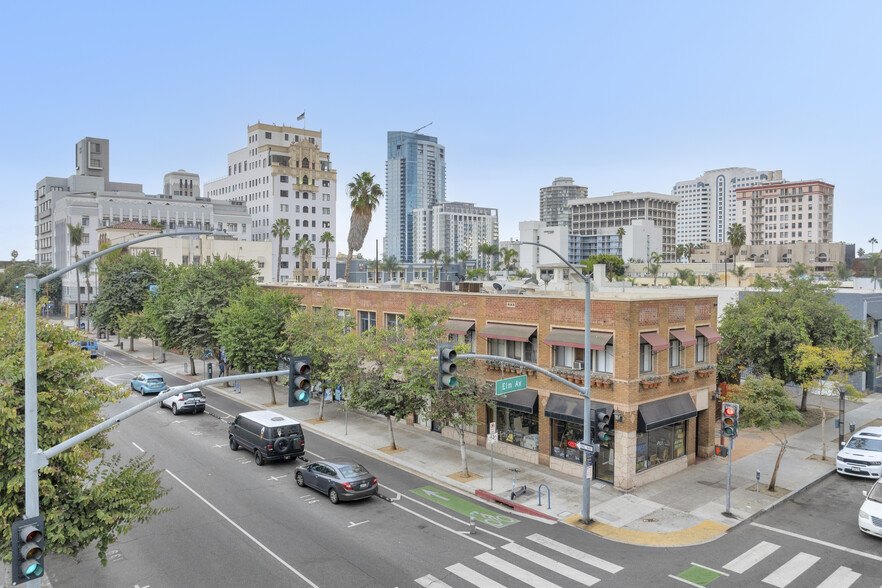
295, 458, 378, 504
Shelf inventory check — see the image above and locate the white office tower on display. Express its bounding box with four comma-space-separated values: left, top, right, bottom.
413, 202, 498, 269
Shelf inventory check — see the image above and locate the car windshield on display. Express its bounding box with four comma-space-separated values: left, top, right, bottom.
846, 437, 882, 452
147, 378, 164, 385
272, 425, 301, 438
869, 483, 882, 503
339, 464, 369, 479
182, 391, 204, 399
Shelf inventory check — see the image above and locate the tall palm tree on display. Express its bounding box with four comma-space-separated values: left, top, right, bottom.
867, 252, 882, 289
293, 236, 316, 282
675, 244, 686, 262
685, 242, 696, 263
616, 226, 626, 256
833, 262, 854, 281
501, 247, 518, 280
10, 249, 18, 263
271, 218, 290, 282
857, 248, 866, 258
870, 237, 878, 253
726, 223, 746, 287
733, 264, 747, 287
441, 253, 453, 281
676, 267, 695, 286
344, 171, 383, 282
478, 242, 499, 272
454, 249, 470, 277
420, 248, 442, 283
645, 252, 662, 286
379, 254, 402, 281
67, 223, 84, 327
319, 231, 334, 281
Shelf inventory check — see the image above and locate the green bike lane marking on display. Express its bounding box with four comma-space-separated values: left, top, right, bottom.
411, 485, 519, 528
671, 563, 726, 586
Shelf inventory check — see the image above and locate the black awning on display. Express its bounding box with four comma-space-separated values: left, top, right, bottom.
638, 394, 698, 432
544, 393, 612, 424
493, 388, 539, 414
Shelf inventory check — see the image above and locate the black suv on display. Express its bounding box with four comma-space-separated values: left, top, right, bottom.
229, 410, 305, 466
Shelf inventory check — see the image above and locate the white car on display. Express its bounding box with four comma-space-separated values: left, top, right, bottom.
159, 388, 206, 415
859, 480, 882, 537
836, 426, 882, 479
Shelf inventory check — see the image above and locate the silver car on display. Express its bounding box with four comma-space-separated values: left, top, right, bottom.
295, 458, 378, 504
160, 388, 206, 415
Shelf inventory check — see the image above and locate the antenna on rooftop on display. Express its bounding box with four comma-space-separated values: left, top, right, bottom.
412, 122, 433, 134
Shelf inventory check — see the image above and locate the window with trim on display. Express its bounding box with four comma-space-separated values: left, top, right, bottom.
358, 311, 376, 333
487, 337, 536, 363
552, 346, 585, 368
695, 333, 707, 363
280, 176, 288, 183
669, 337, 682, 368
591, 344, 614, 373
385, 313, 405, 330
448, 330, 476, 352
639, 342, 653, 373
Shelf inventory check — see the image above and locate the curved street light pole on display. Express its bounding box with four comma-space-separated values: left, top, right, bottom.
514, 241, 593, 524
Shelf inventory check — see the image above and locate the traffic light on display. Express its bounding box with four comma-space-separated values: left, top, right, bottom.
714, 444, 729, 458
288, 355, 311, 407
721, 402, 739, 438
437, 343, 458, 390
11, 515, 45, 585
594, 408, 611, 443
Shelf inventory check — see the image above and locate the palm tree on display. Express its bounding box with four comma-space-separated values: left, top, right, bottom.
344, 171, 383, 282
676, 267, 695, 286
685, 242, 696, 263
705, 273, 718, 285
675, 244, 686, 262
733, 265, 747, 287
478, 242, 499, 272
271, 218, 290, 282
726, 223, 746, 287
67, 223, 84, 327
454, 249, 470, 277
441, 253, 453, 281
379, 254, 402, 281
870, 237, 878, 253
645, 252, 662, 286
616, 226, 626, 256
867, 252, 882, 289
858, 248, 866, 258
319, 231, 334, 281
293, 236, 316, 282
501, 247, 518, 280
420, 248, 442, 282
833, 262, 854, 281
10, 249, 18, 263
788, 262, 810, 279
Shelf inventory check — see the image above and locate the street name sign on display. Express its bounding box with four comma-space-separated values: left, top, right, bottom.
576, 441, 595, 453
495, 375, 528, 395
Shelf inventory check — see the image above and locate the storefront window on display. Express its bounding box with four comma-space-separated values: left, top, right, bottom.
636, 422, 687, 472
550, 420, 584, 463
495, 405, 539, 451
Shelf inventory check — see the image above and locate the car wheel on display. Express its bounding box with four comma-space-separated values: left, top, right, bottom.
329, 488, 339, 504
172, 403, 179, 415
229, 437, 239, 451
295, 472, 305, 487
140, 388, 145, 396
254, 451, 265, 466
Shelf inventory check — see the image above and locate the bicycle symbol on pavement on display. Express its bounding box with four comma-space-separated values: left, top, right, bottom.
470, 511, 518, 528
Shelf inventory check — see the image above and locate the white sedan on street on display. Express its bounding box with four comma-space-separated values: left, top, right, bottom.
159, 388, 206, 415
859, 480, 882, 538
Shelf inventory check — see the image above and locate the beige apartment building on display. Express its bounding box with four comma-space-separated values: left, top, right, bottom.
736, 180, 834, 245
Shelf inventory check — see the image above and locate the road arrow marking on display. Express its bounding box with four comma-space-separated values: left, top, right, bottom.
348, 520, 369, 528
267, 475, 288, 482
421, 490, 450, 501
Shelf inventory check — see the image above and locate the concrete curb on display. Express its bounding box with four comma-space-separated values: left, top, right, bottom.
735, 467, 836, 528
475, 489, 557, 521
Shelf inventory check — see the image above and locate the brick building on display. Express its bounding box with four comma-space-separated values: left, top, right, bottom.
275, 285, 721, 491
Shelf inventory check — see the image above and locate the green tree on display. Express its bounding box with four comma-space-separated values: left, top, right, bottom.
866, 252, 882, 288
500, 247, 519, 280
478, 242, 499, 273
644, 252, 662, 286
581, 254, 625, 280
675, 267, 695, 286
319, 230, 334, 281
420, 248, 442, 283
726, 223, 746, 287
441, 253, 453, 280
616, 227, 626, 256
293, 235, 316, 283
729, 375, 804, 492
271, 218, 290, 282
92, 253, 166, 335
67, 223, 85, 326
10, 249, 18, 263
833, 262, 854, 281
857, 247, 866, 258
117, 310, 153, 352
379, 254, 403, 282
718, 276, 873, 411
668, 276, 679, 286
870, 237, 878, 253
705, 272, 718, 285
733, 265, 747, 287
788, 262, 810, 279
685, 242, 696, 263
0, 261, 62, 304
466, 267, 488, 281
344, 171, 383, 282
454, 249, 471, 277
213, 286, 299, 405
0, 302, 167, 566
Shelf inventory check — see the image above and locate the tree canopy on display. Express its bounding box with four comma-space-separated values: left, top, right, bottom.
580, 254, 624, 280
92, 252, 166, 332
0, 261, 62, 304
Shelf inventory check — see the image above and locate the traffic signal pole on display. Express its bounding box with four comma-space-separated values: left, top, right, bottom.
725, 435, 733, 515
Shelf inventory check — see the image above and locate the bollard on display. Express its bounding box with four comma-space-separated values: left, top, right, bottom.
469, 512, 476, 535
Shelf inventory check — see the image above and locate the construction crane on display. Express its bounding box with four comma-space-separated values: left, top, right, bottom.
412, 122, 433, 134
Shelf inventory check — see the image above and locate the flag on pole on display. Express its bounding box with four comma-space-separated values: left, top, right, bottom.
297, 111, 305, 120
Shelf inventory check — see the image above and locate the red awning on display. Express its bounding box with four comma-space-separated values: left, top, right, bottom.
640, 332, 670, 351
696, 326, 722, 343
445, 319, 475, 335
543, 330, 613, 350
478, 323, 537, 342
669, 329, 697, 347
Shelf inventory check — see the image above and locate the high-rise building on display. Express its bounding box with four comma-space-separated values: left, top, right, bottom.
736, 179, 834, 245
413, 202, 497, 268
204, 123, 338, 282
540, 177, 587, 226
569, 192, 680, 260
385, 131, 446, 263
673, 167, 782, 245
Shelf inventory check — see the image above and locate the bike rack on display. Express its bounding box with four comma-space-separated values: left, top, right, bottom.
537, 483, 551, 509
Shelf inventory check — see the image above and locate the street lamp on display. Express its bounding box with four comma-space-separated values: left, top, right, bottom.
516, 241, 593, 524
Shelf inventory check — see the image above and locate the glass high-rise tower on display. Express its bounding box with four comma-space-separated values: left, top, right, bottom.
385, 131, 446, 263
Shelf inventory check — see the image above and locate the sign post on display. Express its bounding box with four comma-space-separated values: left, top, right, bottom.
487, 423, 498, 490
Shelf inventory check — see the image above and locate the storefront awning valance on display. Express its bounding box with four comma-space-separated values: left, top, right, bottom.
670, 329, 697, 347
479, 324, 537, 342
640, 332, 670, 351
445, 319, 475, 335
696, 326, 722, 344
493, 387, 539, 414
544, 393, 612, 425
638, 394, 698, 432
542, 330, 613, 350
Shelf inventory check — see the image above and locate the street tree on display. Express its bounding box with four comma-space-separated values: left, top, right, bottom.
685, 242, 696, 263
676, 267, 695, 286
213, 285, 299, 405
454, 249, 471, 277
726, 222, 746, 287
0, 261, 62, 304
117, 310, 153, 352
467, 267, 488, 281
67, 223, 85, 327
0, 302, 168, 566
92, 253, 166, 335
857, 247, 866, 258
866, 252, 882, 288
870, 237, 878, 253
728, 375, 804, 492
271, 218, 290, 283
441, 253, 453, 280
794, 344, 866, 461
832, 262, 854, 281
616, 226, 626, 255
319, 230, 334, 281
343, 171, 383, 282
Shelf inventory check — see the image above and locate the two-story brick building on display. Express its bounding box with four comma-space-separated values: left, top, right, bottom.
275, 284, 721, 491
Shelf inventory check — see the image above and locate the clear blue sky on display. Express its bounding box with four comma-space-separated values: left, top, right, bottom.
3, 1, 881, 261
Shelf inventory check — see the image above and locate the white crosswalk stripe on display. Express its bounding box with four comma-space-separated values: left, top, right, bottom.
762, 552, 820, 587
724, 541, 781, 573
446, 562, 507, 588
526, 533, 623, 574
475, 552, 563, 588
816, 566, 860, 588
502, 543, 600, 586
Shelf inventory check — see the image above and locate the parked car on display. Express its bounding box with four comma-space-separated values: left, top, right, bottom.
229, 410, 305, 466
836, 426, 882, 479
79, 340, 98, 358
295, 458, 378, 504
130, 373, 168, 395
859, 480, 882, 537
160, 388, 206, 415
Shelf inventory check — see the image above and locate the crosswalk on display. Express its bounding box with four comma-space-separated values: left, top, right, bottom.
415, 533, 622, 588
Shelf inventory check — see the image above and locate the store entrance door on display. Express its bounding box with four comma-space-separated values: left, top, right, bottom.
594, 435, 614, 483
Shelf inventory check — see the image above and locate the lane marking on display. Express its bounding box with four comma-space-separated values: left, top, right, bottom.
131, 442, 145, 453
475, 552, 562, 588
502, 543, 599, 585
205, 404, 236, 419
751, 522, 882, 563
347, 520, 369, 528
816, 566, 860, 588
724, 541, 780, 573
164, 469, 319, 587
762, 552, 819, 587
415, 574, 453, 587
526, 533, 623, 574
306, 450, 324, 460
668, 575, 706, 588
690, 562, 728, 577
447, 563, 507, 588
390, 501, 495, 549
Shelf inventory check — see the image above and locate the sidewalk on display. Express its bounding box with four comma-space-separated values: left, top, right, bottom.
95, 328, 882, 546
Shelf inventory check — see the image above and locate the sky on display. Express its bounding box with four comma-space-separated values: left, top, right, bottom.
3, 1, 881, 261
